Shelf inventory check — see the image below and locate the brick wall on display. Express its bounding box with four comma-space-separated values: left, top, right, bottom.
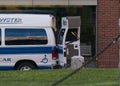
97, 0, 119, 68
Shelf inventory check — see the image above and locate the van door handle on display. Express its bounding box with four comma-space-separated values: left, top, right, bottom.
75, 45, 78, 48
64, 48, 66, 50
64, 52, 66, 57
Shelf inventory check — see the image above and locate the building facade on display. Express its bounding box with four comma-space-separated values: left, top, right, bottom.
97, 0, 119, 68
0, 0, 119, 68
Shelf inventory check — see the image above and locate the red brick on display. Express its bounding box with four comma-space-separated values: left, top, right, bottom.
97, 0, 119, 68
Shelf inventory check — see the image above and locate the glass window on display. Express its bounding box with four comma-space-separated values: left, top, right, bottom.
58, 29, 65, 44
65, 28, 78, 42
5, 28, 48, 45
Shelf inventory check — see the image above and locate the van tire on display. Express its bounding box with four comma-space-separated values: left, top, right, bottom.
15, 62, 36, 71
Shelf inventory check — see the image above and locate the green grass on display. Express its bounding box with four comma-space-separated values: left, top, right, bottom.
0, 68, 118, 86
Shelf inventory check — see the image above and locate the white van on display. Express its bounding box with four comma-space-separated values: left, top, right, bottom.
0, 14, 57, 70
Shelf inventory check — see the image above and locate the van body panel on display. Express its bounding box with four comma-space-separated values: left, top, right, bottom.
0, 14, 53, 27
0, 14, 57, 70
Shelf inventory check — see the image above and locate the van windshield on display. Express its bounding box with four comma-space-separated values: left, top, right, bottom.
58, 29, 65, 44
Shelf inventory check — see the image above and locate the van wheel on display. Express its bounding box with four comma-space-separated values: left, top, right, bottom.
15, 62, 36, 71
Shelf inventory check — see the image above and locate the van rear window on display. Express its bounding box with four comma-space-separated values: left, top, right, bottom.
5, 28, 48, 45
65, 28, 78, 42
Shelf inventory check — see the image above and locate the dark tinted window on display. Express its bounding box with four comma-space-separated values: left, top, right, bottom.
5, 28, 48, 45
65, 29, 78, 42
58, 29, 65, 44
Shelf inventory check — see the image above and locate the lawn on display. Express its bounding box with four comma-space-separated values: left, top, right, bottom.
0, 68, 118, 86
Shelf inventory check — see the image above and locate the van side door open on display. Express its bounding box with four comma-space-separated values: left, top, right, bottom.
58, 16, 84, 67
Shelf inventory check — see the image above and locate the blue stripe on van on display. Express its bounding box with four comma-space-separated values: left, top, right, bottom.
0, 66, 14, 70
38, 66, 52, 69
0, 47, 55, 54
57, 46, 63, 53
0, 65, 52, 70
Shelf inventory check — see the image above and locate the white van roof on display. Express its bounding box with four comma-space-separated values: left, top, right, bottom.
0, 14, 54, 27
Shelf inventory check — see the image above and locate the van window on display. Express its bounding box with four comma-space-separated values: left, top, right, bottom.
65, 28, 78, 42
5, 28, 48, 45
58, 29, 65, 44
